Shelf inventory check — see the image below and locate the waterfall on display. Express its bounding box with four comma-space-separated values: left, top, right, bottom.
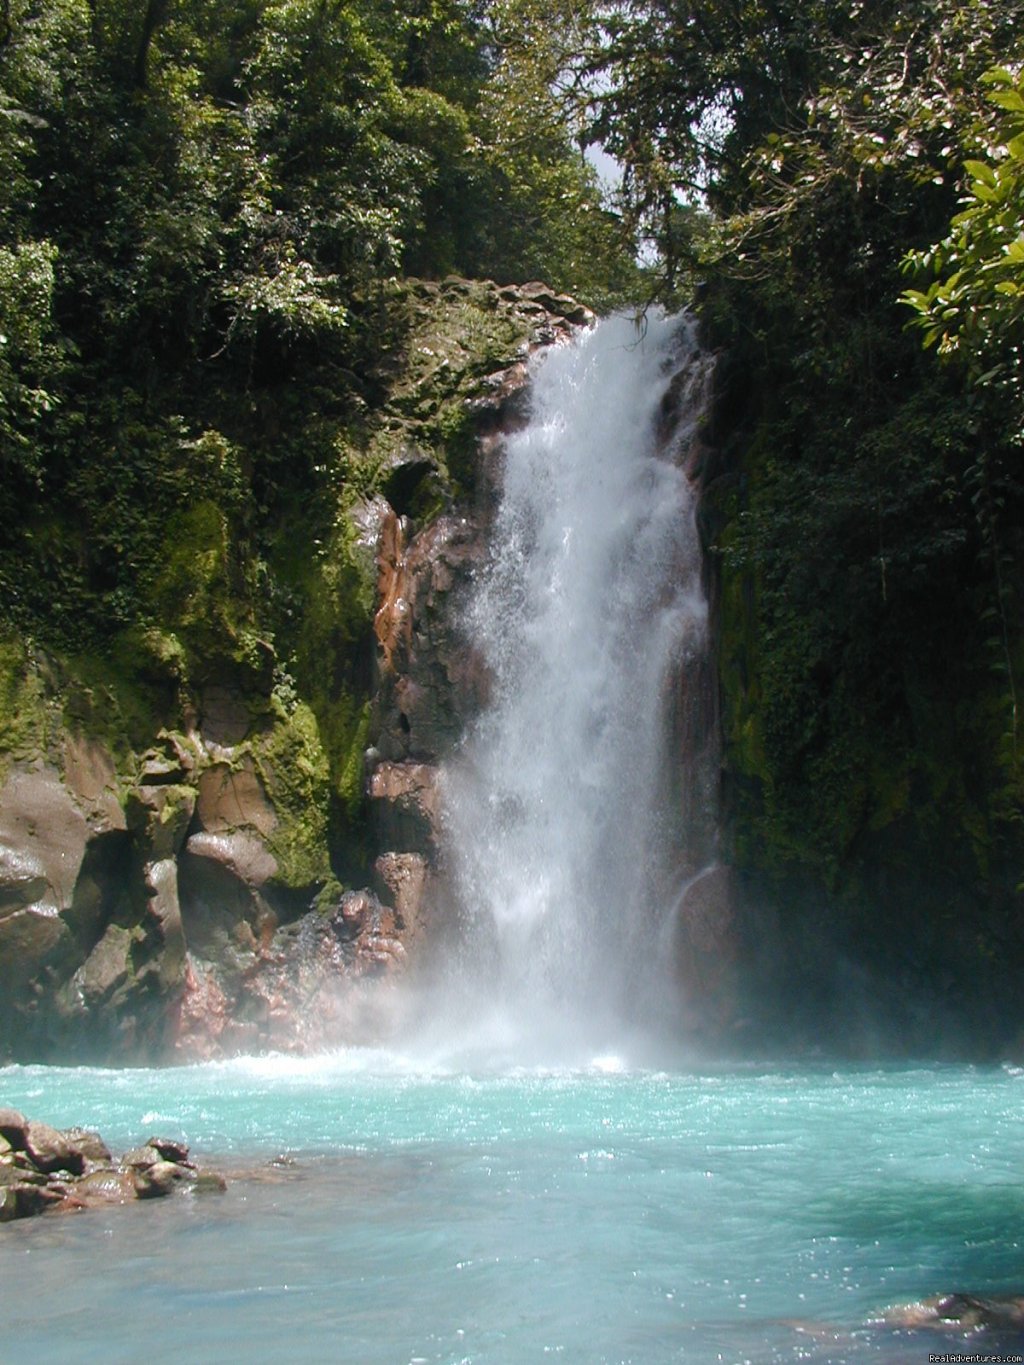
437, 311, 716, 1063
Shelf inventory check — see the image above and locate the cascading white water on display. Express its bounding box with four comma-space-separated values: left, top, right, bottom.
440, 311, 714, 1061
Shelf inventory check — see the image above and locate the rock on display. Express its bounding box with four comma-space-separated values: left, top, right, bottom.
24, 1119, 85, 1175
171, 957, 232, 1060
199, 685, 252, 746
0, 1160, 37, 1186
121, 1144, 164, 1169
61, 1127, 112, 1165
62, 732, 125, 832
132, 1160, 194, 1199
0, 767, 91, 913
142, 856, 187, 991
372, 852, 430, 939
74, 1167, 135, 1204
880, 1293, 1024, 1332
0, 1107, 28, 1145
146, 1136, 190, 1165
193, 1170, 228, 1194
184, 831, 278, 891
0, 1115, 220, 1218
0, 768, 86, 982
75, 922, 135, 1005
369, 762, 441, 856
126, 782, 195, 862
194, 760, 277, 839
380, 444, 439, 517
0, 1158, 48, 1186
374, 512, 489, 759
0, 1181, 64, 1220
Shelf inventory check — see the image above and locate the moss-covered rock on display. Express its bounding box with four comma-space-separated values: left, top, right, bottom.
0, 277, 594, 1062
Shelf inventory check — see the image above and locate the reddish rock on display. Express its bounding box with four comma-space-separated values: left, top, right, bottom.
24, 1120, 85, 1176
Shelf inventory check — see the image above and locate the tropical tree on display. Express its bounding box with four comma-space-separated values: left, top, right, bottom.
902, 65, 1024, 436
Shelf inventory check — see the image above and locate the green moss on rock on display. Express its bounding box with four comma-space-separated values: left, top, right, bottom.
0, 634, 50, 777
252, 695, 331, 889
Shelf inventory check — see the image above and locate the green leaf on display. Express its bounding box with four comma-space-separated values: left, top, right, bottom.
964, 159, 997, 187
988, 90, 1024, 114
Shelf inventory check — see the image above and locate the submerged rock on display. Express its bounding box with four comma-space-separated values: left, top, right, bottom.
879, 1292, 1024, 1332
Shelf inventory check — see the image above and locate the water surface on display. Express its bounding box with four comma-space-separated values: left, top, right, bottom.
2, 1056, 1023, 1364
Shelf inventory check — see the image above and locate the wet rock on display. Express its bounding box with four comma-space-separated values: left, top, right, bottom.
372, 852, 430, 940
0, 1160, 38, 1187
74, 1167, 135, 1204
881, 1293, 1024, 1332
194, 760, 277, 839
171, 957, 232, 1060
374, 511, 489, 760
0, 1110, 226, 1218
0, 1181, 64, 1220
62, 732, 125, 832
0, 1108, 28, 1146
126, 782, 195, 863
193, 1170, 228, 1194
24, 1120, 85, 1176
0, 768, 87, 981
199, 685, 252, 747
380, 443, 439, 517
142, 856, 188, 991
76, 922, 135, 1005
184, 831, 278, 891
369, 762, 441, 856
62, 1127, 113, 1165
132, 1160, 193, 1198
146, 1136, 191, 1165
121, 1144, 164, 1169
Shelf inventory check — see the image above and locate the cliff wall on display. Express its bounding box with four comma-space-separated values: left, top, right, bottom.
0, 279, 592, 1061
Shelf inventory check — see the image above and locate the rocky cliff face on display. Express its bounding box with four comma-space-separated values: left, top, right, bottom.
0, 279, 593, 1062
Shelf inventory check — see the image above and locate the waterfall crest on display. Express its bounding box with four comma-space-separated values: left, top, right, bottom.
436, 311, 715, 1063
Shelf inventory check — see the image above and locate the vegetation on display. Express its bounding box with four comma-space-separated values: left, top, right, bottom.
0, 0, 629, 880
563, 0, 1024, 1014
3, 0, 1024, 1034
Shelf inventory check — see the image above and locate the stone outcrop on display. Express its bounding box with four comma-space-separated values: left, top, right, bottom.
0, 277, 593, 1062
0, 1108, 225, 1222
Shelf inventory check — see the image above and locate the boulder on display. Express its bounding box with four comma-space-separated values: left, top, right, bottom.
24, 1119, 85, 1175
373, 852, 430, 940
194, 759, 277, 838
0, 1182, 64, 1220
0, 1107, 28, 1146
146, 1136, 191, 1165
121, 1144, 164, 1169
75, 922, 135, 1005
184, 831, 277, 891
62, 732, 125, 832
132, 1160, 193, 1198
74, 1168, 135, 1204
369, 762, 441, 856
0, 767, 88, 980
61, 1127, 113, 1165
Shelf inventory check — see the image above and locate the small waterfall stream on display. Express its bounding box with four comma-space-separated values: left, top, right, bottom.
439, 311, 716, 1060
